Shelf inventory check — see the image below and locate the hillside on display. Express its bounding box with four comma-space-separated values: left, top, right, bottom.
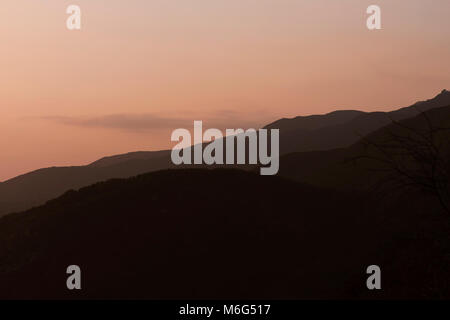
278, 104, 450, 193
0, 151, 174, 217
1, 90, 449, 217
0, 169, 449, 299
267, 89, 450, 154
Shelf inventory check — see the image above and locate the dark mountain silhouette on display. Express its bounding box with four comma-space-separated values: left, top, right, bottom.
266, 89, 450, 154
265, 110, 365, 132
1, 92, 450, 299
1, 169, 448, 299
0, 90, 448, 217
278, 104, 450, 192
89, 150, 170, 168
0, 151, 174, 217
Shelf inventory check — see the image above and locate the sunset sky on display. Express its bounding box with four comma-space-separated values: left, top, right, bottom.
1, 0, 450, 181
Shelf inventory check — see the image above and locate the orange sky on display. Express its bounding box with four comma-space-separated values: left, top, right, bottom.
1, 0, 450, 181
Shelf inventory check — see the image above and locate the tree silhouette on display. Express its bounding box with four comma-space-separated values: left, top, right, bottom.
356, 109, 450, 214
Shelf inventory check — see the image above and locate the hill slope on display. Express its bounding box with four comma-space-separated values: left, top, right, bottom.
278, 104, 450, 192
0, 151, 173, 217
267, 89, 450, 154
1, 90, 449, 217
0, 169, 448, 299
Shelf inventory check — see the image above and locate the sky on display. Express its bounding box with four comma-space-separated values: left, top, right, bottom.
1, 0, 450, 181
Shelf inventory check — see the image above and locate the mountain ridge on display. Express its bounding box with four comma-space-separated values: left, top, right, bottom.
1, 89, 448, 217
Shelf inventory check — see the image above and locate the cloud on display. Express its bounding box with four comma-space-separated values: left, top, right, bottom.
39, 111, 270, 132
41, 114, 186, 131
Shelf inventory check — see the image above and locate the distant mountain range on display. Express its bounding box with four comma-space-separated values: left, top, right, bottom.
265, 89, 450, 154
279, 103, 450, 189
0, 89, 449, 217
1, 90, 450, 299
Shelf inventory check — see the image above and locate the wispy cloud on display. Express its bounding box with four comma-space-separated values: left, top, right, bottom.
41, 114, 186, 131
39, 111, 271, 132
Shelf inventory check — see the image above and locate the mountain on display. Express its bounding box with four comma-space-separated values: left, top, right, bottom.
278, 104, 450, 192
1, 90, 448, 217
1, 169, 448, 299
1, 93, 450, 299
88, 150, 170, 168
0, 151, 173, 217
265, 110, 365, 132
266, 89, 450, 154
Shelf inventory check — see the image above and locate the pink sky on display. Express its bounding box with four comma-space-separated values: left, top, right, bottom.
1, 0, 450, 181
